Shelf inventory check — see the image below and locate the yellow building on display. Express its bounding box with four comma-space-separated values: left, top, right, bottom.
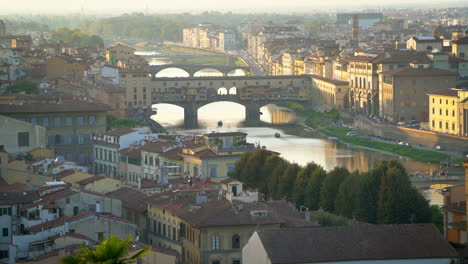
428, 88, 468, 136
180, 132, 256, 181
45, 55, 90, 80
145, 180, 314, 264
74, 175, 123, 193
106, 44, 136, 65
293, 59, 305, 75
452, 37, 468, 59
310, 75, 349, 110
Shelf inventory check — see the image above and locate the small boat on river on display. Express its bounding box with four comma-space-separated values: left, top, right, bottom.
218, 120, 223, 127
274, 132, 281, 138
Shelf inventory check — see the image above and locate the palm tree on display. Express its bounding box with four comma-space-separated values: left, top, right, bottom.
61, 235, 151, 264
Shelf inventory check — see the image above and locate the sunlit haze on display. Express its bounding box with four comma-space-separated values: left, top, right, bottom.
1, 0, 468, 14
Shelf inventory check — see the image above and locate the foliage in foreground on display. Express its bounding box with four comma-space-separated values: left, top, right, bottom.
61, 236, 150, 264
229, 150, 433, 225
4, 80, 38, 95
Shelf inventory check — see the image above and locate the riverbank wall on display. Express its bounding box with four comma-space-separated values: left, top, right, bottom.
354, 116, 468, 155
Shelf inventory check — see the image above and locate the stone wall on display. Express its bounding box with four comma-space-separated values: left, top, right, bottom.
354, 116, 468, 155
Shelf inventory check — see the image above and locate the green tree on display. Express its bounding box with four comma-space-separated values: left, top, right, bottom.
335, 172, 361, 218
304, 166, 327, 210
312, 210, 351, 227
277, 163, 301, 201
430, 205, 444, 233
293, 162, 319, 206
5, 80, 38, 95
354, 162, 387, 223
377, 162, 431, 224
320, 167, 349, 212
61, 236, 150, 264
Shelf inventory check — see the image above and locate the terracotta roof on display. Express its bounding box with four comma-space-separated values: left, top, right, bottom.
29, 216, 72, 233
0, 191, 39, 205
49, 233, 99, 245
180, 149, 218, 159
427, 89, 459, 97
311, 75, 348, 85
0, 99, 110, 114
41, 188, 78, 203
150, 197, 317, 228
220, 177, 237, 184
203, 132, 247, 137
0, 183, 31, 192
106, 187, 148, 213
380, 66, 459, 77
119, 147, 142, 159
160, 147, 183, 161
140, 178, 159, 189
140, 141, 180, 153
50, 170, 76, 179
256, 224, 457, 263
76, 175, 105, 185
151, 244, 181, 258
103, 127, 137, 137
348, 56, 376, 62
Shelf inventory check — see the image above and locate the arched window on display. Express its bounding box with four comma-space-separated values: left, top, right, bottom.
232, 234, 240, 249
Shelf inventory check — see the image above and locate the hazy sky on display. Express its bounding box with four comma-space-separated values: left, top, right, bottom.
1, 0, 467, 14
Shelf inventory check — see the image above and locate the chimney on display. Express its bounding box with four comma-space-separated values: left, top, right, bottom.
305, 211, 311, 222
95, 201, 101, 213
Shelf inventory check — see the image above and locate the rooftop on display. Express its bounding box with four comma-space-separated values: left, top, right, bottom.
256, 224, 457, 263
380, 66, 459, 77
427, 89, 460, 97
0, 98, 110, 114
106, 187, 148, 213
311, 75, 349, 85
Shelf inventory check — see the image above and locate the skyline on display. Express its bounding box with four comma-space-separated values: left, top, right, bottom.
1, 0, 468, 14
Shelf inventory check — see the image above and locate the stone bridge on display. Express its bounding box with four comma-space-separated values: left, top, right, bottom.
150, 75, 312, 128
149, 64, 251, 77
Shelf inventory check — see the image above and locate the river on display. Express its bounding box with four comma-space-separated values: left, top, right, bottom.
142, 51, 463, 206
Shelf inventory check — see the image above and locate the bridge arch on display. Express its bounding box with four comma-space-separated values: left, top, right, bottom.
151, 103, 185, 127
229, 87, 237, 95
217, 87, 228, 95
155, 67, 190, 78
227, 69, 248, 76
193, 68, 224, 77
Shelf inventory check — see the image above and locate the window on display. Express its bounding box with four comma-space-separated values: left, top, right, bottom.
432, 108, 435, 114
212, 261, 220, 264
66, 198, 70, 204
0, 208, 12, 216
452, 123, 455, 130
0, 250, 8, 259
439, 121, 442, 128
65, 116, 72, 127
453, 110, 455, 117
42, 117, 49, 127
2, 228, 8, 237
54, 117, 61, 127
232, 234, 240, 249
212, 235, 220, 250
446, 122, 449, 129
98, 232, 104, 241
77, 116, 84, 126
31, 117, 37, 124
439, 109, 442, 115
432, 120, 435, 127
73, 206, 79, 216
89, 116, 96, 125
18, 132, 29, 147
232, 260, 241, 264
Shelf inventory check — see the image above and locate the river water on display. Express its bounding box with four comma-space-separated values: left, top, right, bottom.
142, 51, 463, 206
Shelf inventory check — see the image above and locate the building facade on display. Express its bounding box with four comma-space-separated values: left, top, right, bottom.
428, 88, 468, 136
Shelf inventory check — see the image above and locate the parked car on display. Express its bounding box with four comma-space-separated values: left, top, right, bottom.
435, 146, 445, 150
346, 132, 358, 137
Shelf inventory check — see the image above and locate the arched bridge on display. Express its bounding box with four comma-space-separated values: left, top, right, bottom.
150, 75, 311, 128
149, 64, 251, 77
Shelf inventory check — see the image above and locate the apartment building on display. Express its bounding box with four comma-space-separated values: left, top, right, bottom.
428, 88, 468, 136
379, 64, 458, 122
0, 94, 109, 165
93, 127, 154, 177
310, 75, 349, 110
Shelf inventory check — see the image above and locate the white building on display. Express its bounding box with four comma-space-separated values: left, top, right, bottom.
93, 127, 156, 177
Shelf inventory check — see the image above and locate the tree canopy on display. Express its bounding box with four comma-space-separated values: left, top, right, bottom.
230, 150, 433, 225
